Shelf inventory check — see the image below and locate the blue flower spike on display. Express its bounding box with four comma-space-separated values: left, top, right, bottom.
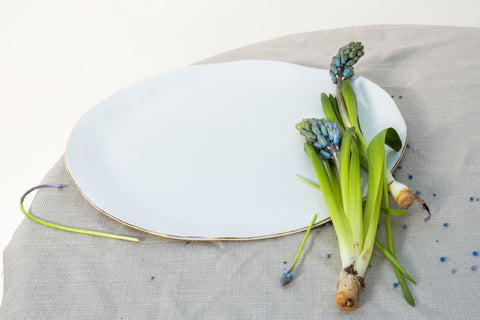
295, 118, 342, 161
329, 42, 364, 84
280, 268, 294, 286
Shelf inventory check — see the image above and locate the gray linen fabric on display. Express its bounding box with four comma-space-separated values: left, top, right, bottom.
2, 25, 480, 319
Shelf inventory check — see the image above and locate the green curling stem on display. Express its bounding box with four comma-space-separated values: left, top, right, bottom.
289, 213, 317, 272
20, 184, 140, 243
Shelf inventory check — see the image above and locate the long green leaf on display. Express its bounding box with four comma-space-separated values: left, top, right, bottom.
294, 175, 321, 190
321, 93, 345, 132
304, 144, 346, 227
357, 128, 396, 277
385, 127, 403, 152
329, 94, 346, 131
361, 129, 387, 251
349, 139, 363, 257
304, 144, 353, 264
382, 169, 415, 306
394, 264, 416, 306
374, 239, 416, 284
326, 160, 343, 211
341, 79, 360, 130
339, 128, 355, 217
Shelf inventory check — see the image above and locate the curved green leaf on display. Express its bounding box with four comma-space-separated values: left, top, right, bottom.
339, 128, 355, 215
329, 94, 346, 131
385, 127, 402, 152
341, 79, 359, 130
321, 93, 345, 132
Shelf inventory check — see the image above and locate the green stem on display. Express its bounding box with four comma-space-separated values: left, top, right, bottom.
374, 239, 416, 284
20, 184, 140, 243
304, 144, 353, 267
382, 174, 415, 306
289, 213, 317, 272
295, 175, 405, 216
294, 175, 322, 190
336, 75, 353, 128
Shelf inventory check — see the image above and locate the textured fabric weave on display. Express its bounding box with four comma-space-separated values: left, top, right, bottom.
2, 25, 480, 319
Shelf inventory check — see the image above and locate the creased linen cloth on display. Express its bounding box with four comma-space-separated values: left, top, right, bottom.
2, 25, 480, 319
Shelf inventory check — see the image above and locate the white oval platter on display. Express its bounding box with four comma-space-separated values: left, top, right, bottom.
65, 60, 407, 240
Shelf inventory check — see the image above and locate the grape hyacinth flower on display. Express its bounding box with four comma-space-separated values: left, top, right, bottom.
295, 118, 342, 167
324, 42, 431, 214
280, 268, 294, 286
329, 42, 364, 85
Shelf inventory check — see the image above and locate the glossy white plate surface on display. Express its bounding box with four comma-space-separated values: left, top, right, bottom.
65, 60, 407, 240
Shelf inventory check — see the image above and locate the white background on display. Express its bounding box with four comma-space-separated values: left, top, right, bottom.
1, 0, 479, 301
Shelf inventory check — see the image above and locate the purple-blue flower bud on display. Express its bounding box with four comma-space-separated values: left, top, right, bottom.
326, 128, 335, 141
319, 150, 332, 159
316, 135, 328, 148
280, 268, 294, 286
332, 56, 341, 67
343, 67, 352, 78
333, 128, 341, 145
299, 130, 317, 143
330, 64, 339, 75
320, 123, 328, 137
310, 119, 321, 136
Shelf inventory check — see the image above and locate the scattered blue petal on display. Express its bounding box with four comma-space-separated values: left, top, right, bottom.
408, 175, 413, 180
406, 143, 410, 148
393, 282, 398, 288
472, 266, 477, 271
326, 253, 331, 259
470, 197, 474, 202
440, 257, 446, 262
416, 190, 421, 195
433, 193, 436, 197
436, 240, 439, 243
402, 224, 407, 229
443, 223, 448, 227
425, 216, 431, 222
473, 251, 479, 256
451, 269, 456, 274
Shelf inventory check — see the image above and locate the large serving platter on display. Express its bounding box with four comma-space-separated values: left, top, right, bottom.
65, 60, 407, 240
